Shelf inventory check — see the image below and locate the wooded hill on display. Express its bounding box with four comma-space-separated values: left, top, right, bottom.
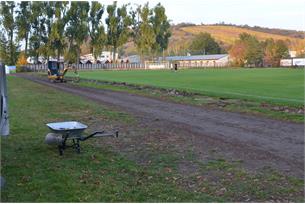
121, 24, 305, 56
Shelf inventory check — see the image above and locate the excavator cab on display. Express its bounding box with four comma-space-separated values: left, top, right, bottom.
47, 60, 68, 82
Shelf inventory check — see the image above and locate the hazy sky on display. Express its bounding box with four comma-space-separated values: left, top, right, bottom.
109, 0, 305, 30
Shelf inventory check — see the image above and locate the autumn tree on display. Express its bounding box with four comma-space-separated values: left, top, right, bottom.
229, 41, 247, 67
229, 33, 263, 67
263, 39, 289, 67
189, 32, 221, 55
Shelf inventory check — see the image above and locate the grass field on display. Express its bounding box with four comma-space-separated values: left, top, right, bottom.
76, 68, 304, 106
0, 77, 218, 202
1, 77, 304, 202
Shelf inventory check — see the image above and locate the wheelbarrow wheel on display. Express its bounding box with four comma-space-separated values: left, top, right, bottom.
76, 144, 80, 154
58, 147, 64, 156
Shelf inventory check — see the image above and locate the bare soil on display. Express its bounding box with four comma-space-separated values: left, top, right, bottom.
17, 74, 304, 178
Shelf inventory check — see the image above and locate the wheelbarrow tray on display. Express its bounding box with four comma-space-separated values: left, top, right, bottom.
46, 121, 87, 137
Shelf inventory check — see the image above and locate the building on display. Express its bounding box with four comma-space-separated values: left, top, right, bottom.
80, 51, 119, 64
161, 54, 229, 68
280, 58, 305, 67
124, 55, 141, 64
289, 51, 297, 58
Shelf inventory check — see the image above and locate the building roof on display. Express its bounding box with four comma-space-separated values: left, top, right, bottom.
163, 54, 228, 61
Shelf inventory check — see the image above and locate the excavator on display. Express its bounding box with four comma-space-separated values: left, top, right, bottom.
47, 60, 79, 83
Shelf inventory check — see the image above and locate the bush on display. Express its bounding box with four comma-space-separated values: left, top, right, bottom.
16, 53, 28, 72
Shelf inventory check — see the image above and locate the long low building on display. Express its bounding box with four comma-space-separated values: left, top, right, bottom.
280, 58, 305, 67
161, 54, 229, 68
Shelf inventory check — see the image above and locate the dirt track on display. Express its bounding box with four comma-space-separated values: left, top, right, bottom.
18, 74, 304, 178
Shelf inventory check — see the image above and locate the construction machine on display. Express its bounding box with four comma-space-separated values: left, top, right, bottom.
47, 60, 79, 83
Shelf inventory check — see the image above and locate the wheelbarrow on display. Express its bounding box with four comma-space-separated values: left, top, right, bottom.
45, 121, 118, 155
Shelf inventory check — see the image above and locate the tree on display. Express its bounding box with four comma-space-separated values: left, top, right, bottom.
0, 1, 19, 65
240, 33, 263, 67
16, 1, 31, 57
88, 1, 106, 61
16, 51, 27, 72
48, 1, 68, 61
151, 3, 171, 55
132, 3, 155, 60
229, 33, 263, 67
189, 32, 221, 55
106, 2, 131, 62
29, 1, 47, 63
0, 33, 9, 63
65, 1, 90, 63
263, 39, 289, 67
229, 41, 247, 67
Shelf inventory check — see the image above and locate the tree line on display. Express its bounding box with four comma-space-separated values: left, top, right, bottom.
182, 32, 290, 67
0, 1, 171, 65
229, 33, 289, 67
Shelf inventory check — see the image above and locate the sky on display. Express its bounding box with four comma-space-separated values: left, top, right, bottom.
108, 0, 305, 31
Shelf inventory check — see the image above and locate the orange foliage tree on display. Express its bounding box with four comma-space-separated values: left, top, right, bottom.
16, 52, 28, 72
229, 41, 246, 67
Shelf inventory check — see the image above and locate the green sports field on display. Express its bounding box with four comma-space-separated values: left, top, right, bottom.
77, 68, 304, 106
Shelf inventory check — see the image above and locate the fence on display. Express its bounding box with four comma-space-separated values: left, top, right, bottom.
22, 60, 234, 72
23, 62, 171, 72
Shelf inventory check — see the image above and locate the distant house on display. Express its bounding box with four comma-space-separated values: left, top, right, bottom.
289, 51, 297, 58
280, 58, 305, 67
80, 51, 119, 64
161, 54, 229, 67
124, 55, 141, 64
27, 56, 46, 64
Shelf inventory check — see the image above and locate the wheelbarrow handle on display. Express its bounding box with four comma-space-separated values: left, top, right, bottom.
80, 130, 118, 141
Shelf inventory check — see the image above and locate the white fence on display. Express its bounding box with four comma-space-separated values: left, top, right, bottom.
23, 62, 171, 72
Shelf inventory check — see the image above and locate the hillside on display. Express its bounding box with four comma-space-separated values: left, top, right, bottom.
167, 25, 305, 55
82, 25, 305, 56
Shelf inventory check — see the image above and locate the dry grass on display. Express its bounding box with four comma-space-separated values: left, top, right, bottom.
180, 25, 305, 50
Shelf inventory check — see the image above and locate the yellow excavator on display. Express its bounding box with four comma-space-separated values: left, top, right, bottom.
47, 61, 79, 83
